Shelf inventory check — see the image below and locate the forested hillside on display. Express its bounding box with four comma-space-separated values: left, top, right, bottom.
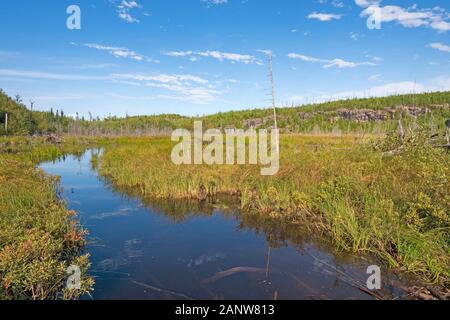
1, 89, 449, 136
0, 90, 69, 135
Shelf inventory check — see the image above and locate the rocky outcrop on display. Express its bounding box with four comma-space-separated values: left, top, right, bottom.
242, 118, 263, 129
394, 105, 430, 117
240, 104, 447, 128
337, 109, 390, 122
298, 105, 436, 123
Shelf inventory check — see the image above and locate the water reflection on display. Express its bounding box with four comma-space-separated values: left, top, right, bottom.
40, 150, 414, 300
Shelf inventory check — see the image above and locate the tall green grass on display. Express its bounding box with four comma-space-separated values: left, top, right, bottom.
96, 131, 449, 285
0, 138, 94, 299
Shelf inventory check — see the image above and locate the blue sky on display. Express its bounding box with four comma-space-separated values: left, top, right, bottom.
0, 0, 449, 118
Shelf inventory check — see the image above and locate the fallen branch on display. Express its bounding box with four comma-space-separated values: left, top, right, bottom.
202, 267, 266, 284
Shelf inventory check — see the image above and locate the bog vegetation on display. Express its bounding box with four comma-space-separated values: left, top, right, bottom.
95, 128, 450, 282
0, 138, 94, 299
96, 129, 449, 285
1, 88, 449, 298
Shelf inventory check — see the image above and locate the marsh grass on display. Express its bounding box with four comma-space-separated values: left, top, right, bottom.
96, 132, 449, 285
0, 137, 94, 299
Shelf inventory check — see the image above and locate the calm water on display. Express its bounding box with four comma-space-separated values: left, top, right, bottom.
40, 150, 411, 300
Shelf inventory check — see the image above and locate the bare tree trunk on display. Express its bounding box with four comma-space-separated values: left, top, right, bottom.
4, 113, 8, 134
267, 51, 280, 153
268, 52, 278, 131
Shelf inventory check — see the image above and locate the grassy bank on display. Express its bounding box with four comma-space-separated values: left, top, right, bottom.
96, 131, 449, 286
0, 138, 94, 299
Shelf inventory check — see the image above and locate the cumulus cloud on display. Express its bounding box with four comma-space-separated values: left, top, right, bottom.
428, 42, 450, 53
288, 53, 376, 69
307, 12, 342, 21
356, 1, 450, 32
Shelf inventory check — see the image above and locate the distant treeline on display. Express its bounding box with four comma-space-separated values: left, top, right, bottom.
0, 89, 70, 135
1, 89, 449, 136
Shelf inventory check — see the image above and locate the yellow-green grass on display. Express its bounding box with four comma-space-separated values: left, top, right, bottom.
97, 133, 449, 285
0, 137, 94, 300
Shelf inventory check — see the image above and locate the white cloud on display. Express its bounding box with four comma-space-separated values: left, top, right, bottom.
112, 73, 220, 104
163, 51, 194, 57
357, 1, 450, 32
202, 0, 228, 7
112, 73, 209, 85
326, 59, 375, 68
199, 51, 258, 64
307, 12, 342, 21
256, 49, 273, 56
354, 0, 380, 8
111, 0, 142, 23
288, 53, 376, 69
163, 50, 261, 64
350, 32, 360, 40
119, 0, 139, 8
369, 55, 383, 62
331, 1, 344, 8
319, 0, 344, 8
287, 53, 322, 63
82, 43, 159, 63
0, 69, 219, 104
428, 42, 450, 53
430, 20, 450, 32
